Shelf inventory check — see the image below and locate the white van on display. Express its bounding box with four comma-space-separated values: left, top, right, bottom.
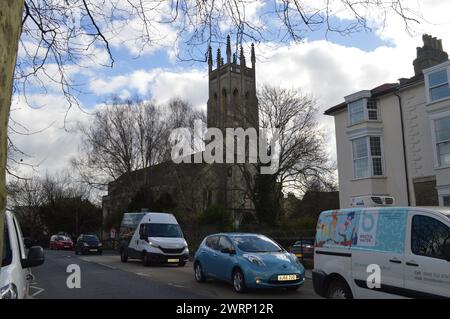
313, 206, 450, 299
119, 212, 189, 266
1, 210, 44, 299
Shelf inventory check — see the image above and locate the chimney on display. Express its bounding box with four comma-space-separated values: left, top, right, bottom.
413, 34, 448, 75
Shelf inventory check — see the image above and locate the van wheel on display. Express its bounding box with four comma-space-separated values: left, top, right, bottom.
142, 252, 151, 267
327, 279, 353, 299
232, 269, 246, 293
120, 249, 128, 262
194, 262, 206, 282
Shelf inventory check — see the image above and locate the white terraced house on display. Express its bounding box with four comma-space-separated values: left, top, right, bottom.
326, 35, 450, 209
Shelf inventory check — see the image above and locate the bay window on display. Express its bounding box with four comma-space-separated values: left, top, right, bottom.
352, 136, 384, 179
348, 98, 379, 125
434, 115, 450, 166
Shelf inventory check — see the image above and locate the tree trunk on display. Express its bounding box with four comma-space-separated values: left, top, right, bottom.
0, 0, 24, 265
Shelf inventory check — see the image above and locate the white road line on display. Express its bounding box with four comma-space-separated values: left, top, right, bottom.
136, 272, 152, 277
168, 283, 186, 288
29, 286, 45, 297
96, 262, 117, 270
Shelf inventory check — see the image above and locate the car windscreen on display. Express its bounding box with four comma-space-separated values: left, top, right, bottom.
145, 223, 183, 238
2, 224, 12, 267
57, 236, 70, 241
232, 235, 283, 253
83, 235, 99, 242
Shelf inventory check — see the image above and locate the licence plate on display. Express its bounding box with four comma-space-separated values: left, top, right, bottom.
89, 249, 98, 252
167, 258, 179, 263
277, 274, 297, 281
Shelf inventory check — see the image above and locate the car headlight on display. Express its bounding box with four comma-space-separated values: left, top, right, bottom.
1, 283, 18, 299
98, 242, 102, 247
243, 254, 265, 267
83, 242, 89, 247
148, 241, 159, 248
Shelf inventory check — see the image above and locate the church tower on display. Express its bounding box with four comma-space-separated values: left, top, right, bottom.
206, 36, 259, 227
207, 36, 258, 131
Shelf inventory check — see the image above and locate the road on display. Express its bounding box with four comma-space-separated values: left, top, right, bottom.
31, 250, 320, 299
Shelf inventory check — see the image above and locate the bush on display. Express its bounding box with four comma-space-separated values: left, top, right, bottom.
199, 204, 232, 231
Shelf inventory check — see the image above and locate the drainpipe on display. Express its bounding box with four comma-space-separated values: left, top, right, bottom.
394, 91, 411, 206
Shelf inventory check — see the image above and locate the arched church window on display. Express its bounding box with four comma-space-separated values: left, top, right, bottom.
233, 88, 240, 121
222, 89, 227, 120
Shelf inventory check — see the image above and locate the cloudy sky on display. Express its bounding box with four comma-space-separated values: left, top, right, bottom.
8, 0, 450, 181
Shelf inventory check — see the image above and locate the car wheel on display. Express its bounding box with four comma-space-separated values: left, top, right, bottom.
178, 261, 186, 267
142, 252, 151, 267
327, 279, 353, 299
120, 249, 128, 262
74, 249, 79, 255
232, 269, 246, 293
194, 262, 206, 282
98, 250, 103, 255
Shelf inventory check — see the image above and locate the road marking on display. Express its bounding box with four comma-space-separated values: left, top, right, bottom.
29, 286, 45, 297
97, 262, 117, 270
136, 272, 152, 277
168, 283, 186, 288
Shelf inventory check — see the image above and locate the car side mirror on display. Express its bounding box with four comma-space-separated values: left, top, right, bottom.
21, 246, 45, 268
221, 248, 236, 255
444, 238, 450, 262
23, 237, 33, 249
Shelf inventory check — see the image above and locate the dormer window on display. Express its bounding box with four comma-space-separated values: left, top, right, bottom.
348, 98, 379, 125
428, 69, 450, 102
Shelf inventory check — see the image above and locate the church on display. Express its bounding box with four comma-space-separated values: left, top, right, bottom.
102, 36, 260, 228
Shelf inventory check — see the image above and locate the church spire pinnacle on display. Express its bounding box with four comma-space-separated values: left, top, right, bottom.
208, 46, 213, 72
216, 48, 221, 68
251, 43, 255, 68
226, 35, 231, 64
240, 46, 246, 69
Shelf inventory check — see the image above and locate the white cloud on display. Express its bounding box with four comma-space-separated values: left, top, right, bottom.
8, 94, 95, 177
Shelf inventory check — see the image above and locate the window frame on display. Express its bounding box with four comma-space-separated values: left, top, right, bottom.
351, 135, 385, 179
348, 98, 380, 125
428, 69, 450, 102
430, 111, 450, 169
425, 64, 450, 104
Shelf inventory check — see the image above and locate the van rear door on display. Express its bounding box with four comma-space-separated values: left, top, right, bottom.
351, 209, 407, 298
404, 210, 450, 298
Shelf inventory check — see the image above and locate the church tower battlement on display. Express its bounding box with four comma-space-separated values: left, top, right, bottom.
207, 36, 258, 132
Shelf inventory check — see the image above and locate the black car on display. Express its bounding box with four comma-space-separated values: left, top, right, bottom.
74, 234, 103, 255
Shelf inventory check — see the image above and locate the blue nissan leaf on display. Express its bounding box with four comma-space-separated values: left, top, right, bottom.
193, 233, 305, 293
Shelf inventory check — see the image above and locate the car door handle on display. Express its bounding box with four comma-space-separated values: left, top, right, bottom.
389, 258, 402, 264
406, 261, 419, 267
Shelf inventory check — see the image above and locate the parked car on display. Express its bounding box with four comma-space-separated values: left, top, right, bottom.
49, 235, 74, 250
313, 206, 450, 299
74, 234, 103, 255
1, 210, 44, 299
119, 212, 189, 266
290, 239, 314, 259
194, 233, 305, 293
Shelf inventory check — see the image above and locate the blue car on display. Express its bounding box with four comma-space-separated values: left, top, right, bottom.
193, 233, 305, 293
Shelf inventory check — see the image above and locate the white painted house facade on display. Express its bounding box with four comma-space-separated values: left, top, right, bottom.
326, 35, 450, 209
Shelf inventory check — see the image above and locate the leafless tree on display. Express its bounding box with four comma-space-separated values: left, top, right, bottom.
72, 97, 204, 189
238, 85, 334, 223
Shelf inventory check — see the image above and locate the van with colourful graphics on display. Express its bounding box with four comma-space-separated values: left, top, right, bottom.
312, 207, 450, 299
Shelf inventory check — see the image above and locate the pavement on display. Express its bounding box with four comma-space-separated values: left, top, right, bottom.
30, 249, 320, 299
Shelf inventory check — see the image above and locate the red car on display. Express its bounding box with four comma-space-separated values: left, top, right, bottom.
49, 235, 74, 250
